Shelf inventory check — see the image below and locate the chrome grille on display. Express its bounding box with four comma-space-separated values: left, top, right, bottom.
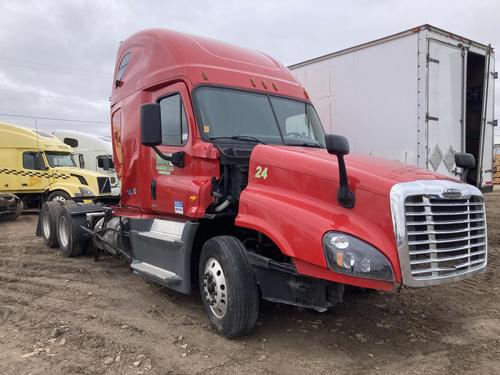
404, 195, 487, 281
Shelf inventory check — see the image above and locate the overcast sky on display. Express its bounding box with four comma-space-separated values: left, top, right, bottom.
0, 0, 498, 137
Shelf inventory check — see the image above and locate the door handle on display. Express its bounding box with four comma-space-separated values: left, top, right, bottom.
151, 179, 157, 200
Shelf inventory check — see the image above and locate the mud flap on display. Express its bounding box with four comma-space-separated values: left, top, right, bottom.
36, 215, 43, 236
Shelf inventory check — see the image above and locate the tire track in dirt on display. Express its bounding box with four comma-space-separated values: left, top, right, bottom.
0, 195, 499, 375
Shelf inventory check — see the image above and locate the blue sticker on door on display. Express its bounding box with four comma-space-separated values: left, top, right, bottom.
174, 200, 184, 215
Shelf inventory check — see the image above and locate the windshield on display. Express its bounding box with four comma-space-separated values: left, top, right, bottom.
45, 152, 76, 168
194, 87, 326, 147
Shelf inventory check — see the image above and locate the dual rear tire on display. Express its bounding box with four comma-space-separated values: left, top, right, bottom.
40, 200, 82, 256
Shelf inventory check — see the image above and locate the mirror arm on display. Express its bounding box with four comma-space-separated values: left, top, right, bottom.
152, 146, 185, 168
460, 168, 469, 183
152, 146, 169, 161
336, 155, 355, 208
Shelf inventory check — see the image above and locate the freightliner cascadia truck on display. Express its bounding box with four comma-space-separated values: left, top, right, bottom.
37, 29, 488, 338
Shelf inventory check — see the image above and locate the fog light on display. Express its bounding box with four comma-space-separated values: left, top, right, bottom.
360, 258, 371, 273
330, 235, 349, 249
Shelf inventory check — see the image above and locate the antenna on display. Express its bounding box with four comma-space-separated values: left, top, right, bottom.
35, 118, 40, 151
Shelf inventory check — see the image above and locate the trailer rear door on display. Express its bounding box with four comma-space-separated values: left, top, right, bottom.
426, 39, 464, 178
478, 50, 495, 188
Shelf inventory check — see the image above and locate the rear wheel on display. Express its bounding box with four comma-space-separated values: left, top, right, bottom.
198, 236, 259, 338
57, 209, 86, 257
40, 202, 63, 248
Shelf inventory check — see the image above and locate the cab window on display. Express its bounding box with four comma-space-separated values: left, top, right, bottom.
159, 93, 188, 145
115, 52, 131, 82
23, 152, 45, 170
97, 155, 115, 169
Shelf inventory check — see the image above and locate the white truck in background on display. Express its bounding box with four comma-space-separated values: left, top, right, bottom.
289, 24, 496, 191
52, 130, 120, 196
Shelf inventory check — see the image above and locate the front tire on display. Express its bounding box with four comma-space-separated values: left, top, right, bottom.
198, 236, 259, 338
47, 190, 71, 202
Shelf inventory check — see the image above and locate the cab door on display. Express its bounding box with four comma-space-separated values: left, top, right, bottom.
20, 151, 49, 192
150, 82, 194, 216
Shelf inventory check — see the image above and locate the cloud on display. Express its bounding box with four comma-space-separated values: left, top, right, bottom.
0, 0, 498, 138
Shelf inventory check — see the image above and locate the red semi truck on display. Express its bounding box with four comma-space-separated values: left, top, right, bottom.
37, 29, 487, 338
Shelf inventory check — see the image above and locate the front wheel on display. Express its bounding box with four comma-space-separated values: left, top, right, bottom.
47, 190, 71, 202
199, 236, 259, 338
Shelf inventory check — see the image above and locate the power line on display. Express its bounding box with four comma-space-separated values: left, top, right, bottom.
0, 57, 111, 76
0, 61, 112, 79
0, 112, 108, 124
0, 88, 107, 104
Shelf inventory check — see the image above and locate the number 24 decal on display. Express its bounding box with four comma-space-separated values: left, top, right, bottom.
255, 165, 268, 179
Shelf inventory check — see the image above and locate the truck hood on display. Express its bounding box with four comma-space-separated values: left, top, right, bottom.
54, 167, 108, 179
251, 145, 456, 196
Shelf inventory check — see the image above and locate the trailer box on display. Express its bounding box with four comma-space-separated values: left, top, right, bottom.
289, 25, 496, 191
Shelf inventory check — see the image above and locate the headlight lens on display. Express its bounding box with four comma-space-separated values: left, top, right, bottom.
323, 232, 394, 281
79, 186, 95, 197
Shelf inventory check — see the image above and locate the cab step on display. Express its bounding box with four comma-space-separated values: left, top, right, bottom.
130, 260, 182, 286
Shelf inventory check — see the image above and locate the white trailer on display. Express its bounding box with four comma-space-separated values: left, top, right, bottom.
52, 129, 120, 196
289, 25, 496, 190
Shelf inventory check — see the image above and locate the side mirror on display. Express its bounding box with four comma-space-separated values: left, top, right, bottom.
140, 103, 185, 168
325, 134, 355, 208
78, 154, 85, 169
102, 157, 110, 171
455, 152, 475, 183
140, 103, 162, 146
34, 152, 47, 170
325, 134, 349, 156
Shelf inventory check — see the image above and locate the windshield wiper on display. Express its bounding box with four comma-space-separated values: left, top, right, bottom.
285, 141, 323, 148
209, 135, 266, 144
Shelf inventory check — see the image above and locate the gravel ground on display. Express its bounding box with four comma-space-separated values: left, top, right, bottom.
0, 191, 499, 375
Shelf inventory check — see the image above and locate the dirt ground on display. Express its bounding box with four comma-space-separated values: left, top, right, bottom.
0, 192, 499, 375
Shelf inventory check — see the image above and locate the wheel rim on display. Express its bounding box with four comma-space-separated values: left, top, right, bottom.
59, 216, 70, 248
42, 210, 51, 238
52, 195, 66, 202
203, 257, 228, 319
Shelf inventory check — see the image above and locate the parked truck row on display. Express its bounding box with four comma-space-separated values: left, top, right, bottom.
37, 28, 488, 338
0, 123, 115, 217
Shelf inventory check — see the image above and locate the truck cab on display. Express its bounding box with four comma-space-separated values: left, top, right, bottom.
52, 129, 121, 197
40, 29, 487, 338
0, 123, 113, 207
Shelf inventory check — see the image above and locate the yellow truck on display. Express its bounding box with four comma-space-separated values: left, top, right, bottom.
0, 122, 112, 208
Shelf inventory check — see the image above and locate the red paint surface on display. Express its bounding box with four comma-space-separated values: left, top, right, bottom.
110, 29, 458, 289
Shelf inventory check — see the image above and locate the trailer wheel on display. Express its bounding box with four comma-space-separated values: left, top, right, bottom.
57, 209, 85, 257
47, 190, 71, 202
198, 236, 259, 338
40, 202, 63, 248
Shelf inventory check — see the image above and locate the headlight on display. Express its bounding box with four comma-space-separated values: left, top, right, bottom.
323, 232, 394, 282
79, 186, 95, 197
